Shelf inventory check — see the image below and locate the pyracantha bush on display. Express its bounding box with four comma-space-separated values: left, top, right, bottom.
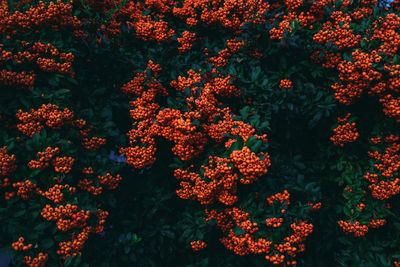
0, 0, 399, 266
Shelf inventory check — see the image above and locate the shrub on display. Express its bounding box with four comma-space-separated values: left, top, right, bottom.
0, 0, 399, 266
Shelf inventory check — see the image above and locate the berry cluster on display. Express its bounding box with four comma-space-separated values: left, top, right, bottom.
190, 240, 207, 251
12, 237, 33, 251
366, 135, 400, 200
338, 220, 369, 237
201, 192, 314, 266
16, 104, 74, 137
0, 146, 17, 188
330, 114, 359, 146
23, 252, 48, 267
279, 79, 293, 89
177, 31, 196, 53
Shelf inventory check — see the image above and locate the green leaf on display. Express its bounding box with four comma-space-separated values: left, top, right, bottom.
20, 97, 30, 108
32, 132, 41, 145
251, 140, 263, 153
229, 136, 244, 151
142, 9, 151, 15
251, 66, 261, 81
343, 206, 352, 217
240, 106, 250, 120
34, 223, 48, 231
48, 78, 59, 86
184, 87, 191, 97
41, 239, 54, 250
343, 52, 352, 62
394, 54, 400, 65
13, 209, 25, 217
55, 89, 71, 95
233, 227, 246, 235
64, 256, 73, 266
246, 136, 257, 147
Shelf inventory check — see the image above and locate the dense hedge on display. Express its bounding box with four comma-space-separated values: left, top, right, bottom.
0, 0, 399, 266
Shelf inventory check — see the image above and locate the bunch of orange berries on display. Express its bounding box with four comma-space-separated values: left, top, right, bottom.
338, 220, 369, 237
330, 114, 359, 146
16, 104, 74, 137
0, 146, 17, 183
190, 240, 207, 251
12, 237, 33, 251
23, 252, 48, 267
279, 79, 293, 89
